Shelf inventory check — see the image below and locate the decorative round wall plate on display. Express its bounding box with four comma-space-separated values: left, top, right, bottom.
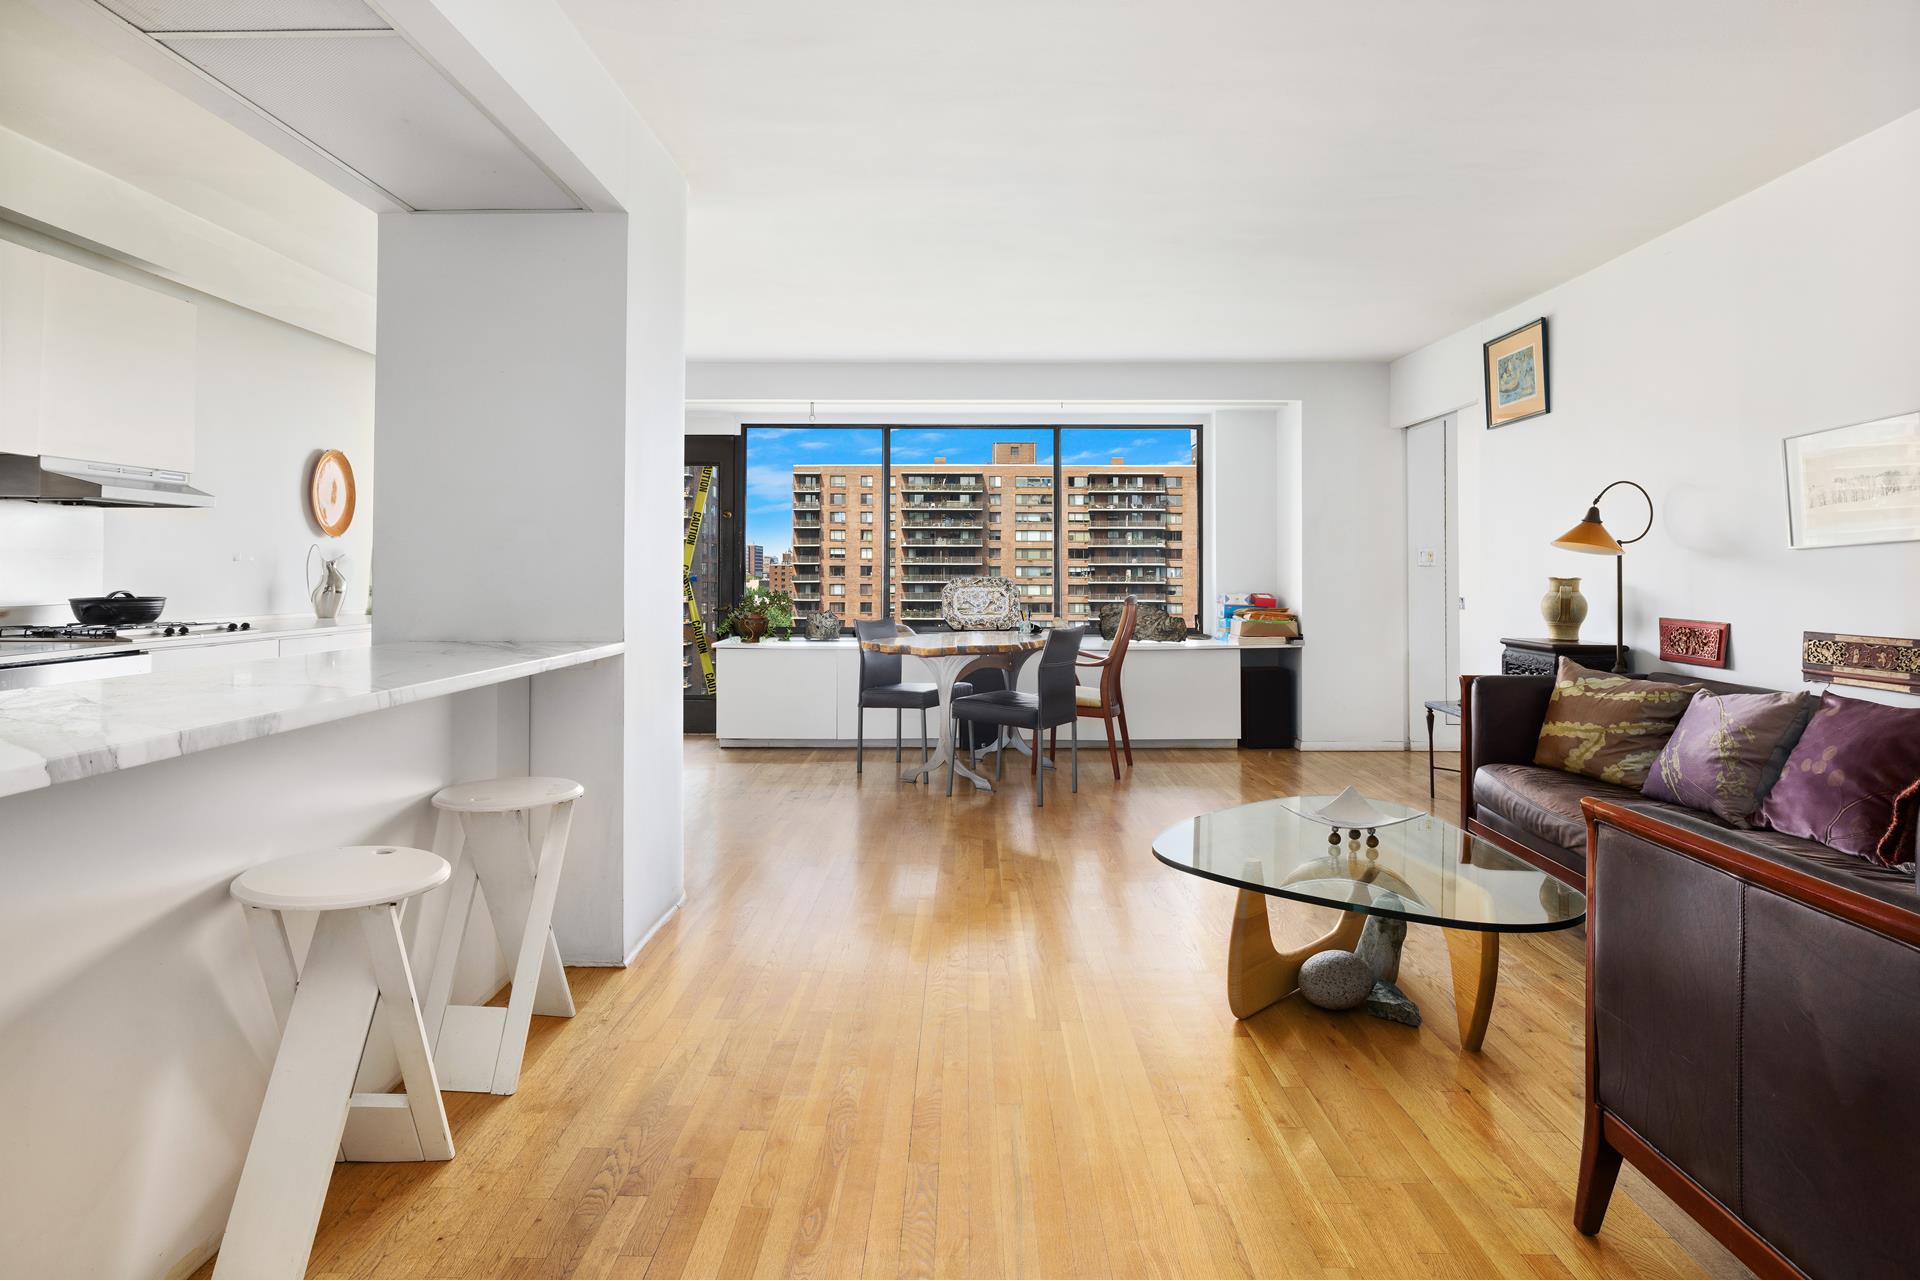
310, 449, 356, 537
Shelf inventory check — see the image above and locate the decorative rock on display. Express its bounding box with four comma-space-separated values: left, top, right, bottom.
1364, 980, 1422, 1028
1356, 897, 1408, 983
1097, 601, 1188, 642
1298, 950, 1374, 1011
804, 610, 842, 641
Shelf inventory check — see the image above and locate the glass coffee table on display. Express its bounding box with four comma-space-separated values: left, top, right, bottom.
1152, 795, 1586, 1050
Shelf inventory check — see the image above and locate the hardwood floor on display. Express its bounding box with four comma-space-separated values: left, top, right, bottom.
283, 741, 1742, 1279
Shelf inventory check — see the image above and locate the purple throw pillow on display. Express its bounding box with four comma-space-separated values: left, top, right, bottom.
1756, 692, 1920, 865
1642, 689, 1815, 827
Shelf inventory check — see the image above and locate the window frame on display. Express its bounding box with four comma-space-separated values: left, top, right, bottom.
742, 423, 1204, 633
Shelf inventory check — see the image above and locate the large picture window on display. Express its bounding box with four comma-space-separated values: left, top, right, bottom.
743, 424, 1201, 632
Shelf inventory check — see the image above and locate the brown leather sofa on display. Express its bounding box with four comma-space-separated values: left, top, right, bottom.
1458, 669, 1883, 891
1461, 672, 1920, 1276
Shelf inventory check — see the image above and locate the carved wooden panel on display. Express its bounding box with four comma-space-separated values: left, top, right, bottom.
1802, 631, 1920, 694
1658, 618, 1729, 668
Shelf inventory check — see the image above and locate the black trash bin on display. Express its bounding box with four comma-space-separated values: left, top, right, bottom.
1237, 649, 1297, 749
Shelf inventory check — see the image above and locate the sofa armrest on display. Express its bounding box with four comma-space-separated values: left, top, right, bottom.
1458, 673, 1553, 828
1579, 797, 1920, 1277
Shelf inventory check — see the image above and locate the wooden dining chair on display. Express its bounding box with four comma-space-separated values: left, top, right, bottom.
1074, 596, 1136, 778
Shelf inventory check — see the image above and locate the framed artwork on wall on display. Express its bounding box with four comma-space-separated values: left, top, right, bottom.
1483, 317, 1550, 428
1782, 410, 1920, 549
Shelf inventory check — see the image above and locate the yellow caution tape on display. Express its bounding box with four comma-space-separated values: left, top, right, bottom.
682, 466, 717, 695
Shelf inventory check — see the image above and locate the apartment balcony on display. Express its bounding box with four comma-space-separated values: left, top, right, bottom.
1084, 478, 1168, 493
899, 513, 986, 529
1087, 497, 1170, 512
1087, 513, 1168, 528
897, 500, 984, 515
1077, 548, 1170, 564
898, 478, 984, 492
1086, 576, 1169, 591
900, 535, 984, 548
900, 549, 986, 563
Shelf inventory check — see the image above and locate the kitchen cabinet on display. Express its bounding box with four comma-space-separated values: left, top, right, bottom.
0, 244, 196, 471
0, 240, 45, 443
712, 636, 1247, 746
715, 641, 842, 741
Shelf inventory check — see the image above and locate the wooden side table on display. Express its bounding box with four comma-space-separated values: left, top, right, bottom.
1423, 699, 1461, 797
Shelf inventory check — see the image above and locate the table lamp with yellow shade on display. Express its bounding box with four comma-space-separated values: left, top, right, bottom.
1551, 480, 1653, 674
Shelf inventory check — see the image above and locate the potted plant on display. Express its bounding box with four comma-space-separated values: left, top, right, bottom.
720, 585, 795, 644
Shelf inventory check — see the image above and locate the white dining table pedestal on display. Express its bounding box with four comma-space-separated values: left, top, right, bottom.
859, 629, 1050, 795
900, 652, 997, 790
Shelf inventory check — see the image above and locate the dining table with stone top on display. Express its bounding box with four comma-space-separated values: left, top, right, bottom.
857, 628, 1049, 791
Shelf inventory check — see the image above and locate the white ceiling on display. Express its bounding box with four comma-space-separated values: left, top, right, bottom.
0, 0, 376, 293
561, 0, 1920, 362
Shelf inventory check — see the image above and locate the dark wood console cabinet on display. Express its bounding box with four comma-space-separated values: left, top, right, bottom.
1499, 637, 1630, 677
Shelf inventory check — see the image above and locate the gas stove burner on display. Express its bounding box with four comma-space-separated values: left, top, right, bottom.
149, 621, 252, 638
0, 620, 252, 642
0, 624, 122, 641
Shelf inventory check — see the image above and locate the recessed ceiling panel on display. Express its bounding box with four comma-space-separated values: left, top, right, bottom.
162, 33, 580, 210
97, 0, 388, 32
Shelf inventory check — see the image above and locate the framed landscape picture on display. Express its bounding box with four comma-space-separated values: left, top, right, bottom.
1782, 410, 1920, 549
1483, 317, 1550, 428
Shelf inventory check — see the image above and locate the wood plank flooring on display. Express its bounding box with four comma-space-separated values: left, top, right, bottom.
274, 741, 1742, 1278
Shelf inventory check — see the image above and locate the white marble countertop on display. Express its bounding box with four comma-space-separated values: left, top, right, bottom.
0, 614, 373, 666
0, 638, 623, 799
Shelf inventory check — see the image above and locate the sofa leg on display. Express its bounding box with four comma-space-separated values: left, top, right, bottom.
1573, 1108, 1623, 1235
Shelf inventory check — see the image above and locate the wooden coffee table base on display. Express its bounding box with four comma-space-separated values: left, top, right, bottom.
1225, 888, 1368, 1019
1227, 890, 1504, 1052
1444, 927, 1499, 1052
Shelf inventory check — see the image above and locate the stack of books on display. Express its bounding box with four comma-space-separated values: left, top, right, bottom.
1217, 593, 1300, 643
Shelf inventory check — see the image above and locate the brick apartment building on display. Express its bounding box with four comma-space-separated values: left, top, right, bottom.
765, 551, 795, 597
787, 439, 1194, 628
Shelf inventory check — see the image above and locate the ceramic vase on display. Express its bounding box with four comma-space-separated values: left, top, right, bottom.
1540, 576, 1588, 642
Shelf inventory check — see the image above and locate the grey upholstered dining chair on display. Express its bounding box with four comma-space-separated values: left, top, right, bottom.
852, 618, 971, 774
945, 625, 1084, 805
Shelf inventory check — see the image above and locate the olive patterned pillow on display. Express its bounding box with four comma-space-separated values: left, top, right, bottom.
1533, 659, 1702, 788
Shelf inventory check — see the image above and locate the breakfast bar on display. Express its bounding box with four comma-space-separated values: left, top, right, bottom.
0, 639, 622, 1276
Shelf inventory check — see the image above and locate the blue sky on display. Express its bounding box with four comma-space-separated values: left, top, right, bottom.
742, 426, 1195, 559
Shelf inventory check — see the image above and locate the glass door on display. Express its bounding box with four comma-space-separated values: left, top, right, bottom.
684, 436, 743, 732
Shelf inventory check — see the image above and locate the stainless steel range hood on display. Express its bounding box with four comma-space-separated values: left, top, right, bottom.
0, 454, 214, 508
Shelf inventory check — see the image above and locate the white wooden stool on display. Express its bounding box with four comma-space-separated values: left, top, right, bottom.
419, 776, 582, 1096
219, 846, 454, 1281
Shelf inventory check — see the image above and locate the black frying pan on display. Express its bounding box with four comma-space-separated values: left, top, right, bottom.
70, 590, 166, 626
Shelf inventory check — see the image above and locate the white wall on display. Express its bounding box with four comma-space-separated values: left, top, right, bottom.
1389, 109, 1920, 702
0, 221, 374, 620
618, 152, 690, 951
686, 361, 1401, 748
